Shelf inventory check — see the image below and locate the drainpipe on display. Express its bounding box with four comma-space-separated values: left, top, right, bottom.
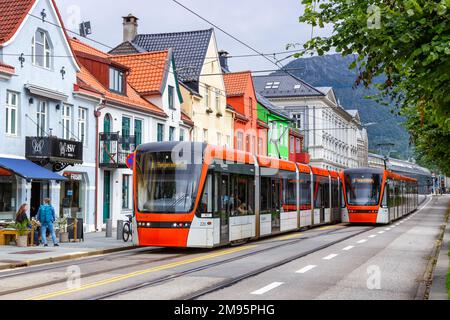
94, 99, 106, 232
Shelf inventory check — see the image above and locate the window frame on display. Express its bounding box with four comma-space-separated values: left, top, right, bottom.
109, 67, 125, 94
32, 29, 52, 69
5, 91, 18, 136
62, 104, 73, 140
36, 100, 48, 137
168, 85, 175, 110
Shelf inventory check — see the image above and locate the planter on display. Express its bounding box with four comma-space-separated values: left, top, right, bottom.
16, 235, 28, 247
59, 232, 69, 243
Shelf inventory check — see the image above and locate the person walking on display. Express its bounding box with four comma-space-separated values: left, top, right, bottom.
37, 198, 59, 247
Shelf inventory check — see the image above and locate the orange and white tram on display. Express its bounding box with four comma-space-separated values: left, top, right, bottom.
341, 168, 419, 224
131, 142, 343, 248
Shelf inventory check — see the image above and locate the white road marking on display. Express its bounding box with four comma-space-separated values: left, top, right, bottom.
342, 246, 354, 251
391, 226, 396, 228
296, 265, 317, 273
369, 235, 377, 238
357, 239, 367, 244
323, 254, 338, 260
378, 231, 385, 234
251, 282, 284, 295
385, 228, 391, 231
396, 223, 400, 226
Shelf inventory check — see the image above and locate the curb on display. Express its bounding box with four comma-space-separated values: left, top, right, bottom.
0, 245, 137, 271
415, 198, 450, 300
429, 222, 450, 300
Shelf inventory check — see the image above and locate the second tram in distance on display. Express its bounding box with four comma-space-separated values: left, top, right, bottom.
132, 142, 342, 248
341, 168, 419, 224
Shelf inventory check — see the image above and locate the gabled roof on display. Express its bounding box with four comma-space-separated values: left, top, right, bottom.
316, 86, 340, 106
109, 41, 146, 55
223, 71, 252, 97
110, 50, 171, 96
110, 28, 213, 93
71, 38, 165, 117
0, 0, 35, 45
256, 92, 290, 120
253, 73, 324, 98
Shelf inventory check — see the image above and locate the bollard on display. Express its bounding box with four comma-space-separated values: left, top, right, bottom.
106, 219, 113, 238
117, 220, 124, 240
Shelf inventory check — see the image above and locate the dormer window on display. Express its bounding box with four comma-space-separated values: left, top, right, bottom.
31, 29, 52, 69
265, 81, 280, 89
109, 67, 125, 94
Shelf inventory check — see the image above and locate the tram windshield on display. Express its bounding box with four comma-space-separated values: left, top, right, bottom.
135, 152, 203, 213
344, 173, 383, 206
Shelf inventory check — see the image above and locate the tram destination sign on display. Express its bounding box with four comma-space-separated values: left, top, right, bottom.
26, 136, 83, 164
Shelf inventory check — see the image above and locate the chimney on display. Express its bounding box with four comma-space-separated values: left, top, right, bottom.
122, 14, 138, 43
218, 50, 230, 73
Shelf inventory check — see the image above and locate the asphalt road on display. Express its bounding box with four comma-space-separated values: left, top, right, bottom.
0, 195, 447, 300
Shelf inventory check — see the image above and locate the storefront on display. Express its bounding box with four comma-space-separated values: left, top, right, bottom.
60, 171, 86, 220
0, 169, 17, 220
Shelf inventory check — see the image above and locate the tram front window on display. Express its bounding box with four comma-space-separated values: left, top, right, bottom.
136, 152, 203, 213
345, 173, 383, 206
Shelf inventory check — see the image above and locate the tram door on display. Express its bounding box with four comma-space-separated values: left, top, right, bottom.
219, 174, 230, 244
272, 179, 281, 233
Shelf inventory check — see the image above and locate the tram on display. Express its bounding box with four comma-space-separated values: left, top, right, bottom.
341, 168, 419, 224
131, 142, 342, 248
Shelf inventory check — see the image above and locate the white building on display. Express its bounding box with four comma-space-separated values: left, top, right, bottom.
0, 0, 98, 230
253, 75, 365, 171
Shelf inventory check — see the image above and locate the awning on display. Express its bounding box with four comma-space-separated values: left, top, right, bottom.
0, 157, 67, 181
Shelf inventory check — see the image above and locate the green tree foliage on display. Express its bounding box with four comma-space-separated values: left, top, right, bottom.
297, 0, 450, 174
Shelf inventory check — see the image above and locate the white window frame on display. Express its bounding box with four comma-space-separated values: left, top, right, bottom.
32, 29, 51, 69
36, 100, 47, 137
203, 128, 208, 143
217, 132, 222, 146
78, 107, 87, 144
109, 67, 124, 93
5, 91, 18, 136
215, 89, 220, 112
205, 85, 210, 108
62, 104, 72, 140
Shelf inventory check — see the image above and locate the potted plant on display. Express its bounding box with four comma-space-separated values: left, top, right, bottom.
56, 217, 69, 243
13, 221, 29, 247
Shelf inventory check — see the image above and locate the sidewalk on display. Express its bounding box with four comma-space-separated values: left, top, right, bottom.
0, 231, 135, 270
429, 196, 450, 300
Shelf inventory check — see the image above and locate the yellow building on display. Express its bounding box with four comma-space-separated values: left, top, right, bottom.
111, 18, 234, 147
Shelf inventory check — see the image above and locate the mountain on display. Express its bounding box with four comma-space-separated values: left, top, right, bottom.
282, 54, 412, 159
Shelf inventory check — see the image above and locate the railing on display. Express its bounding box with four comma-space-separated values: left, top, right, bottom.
99, 132, 135, 168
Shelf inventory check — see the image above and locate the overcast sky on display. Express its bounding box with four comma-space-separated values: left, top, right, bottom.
55, 0, 333, 72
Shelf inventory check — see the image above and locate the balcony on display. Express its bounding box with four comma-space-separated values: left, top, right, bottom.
99, 132, 135, 169
295, 152, 311, 164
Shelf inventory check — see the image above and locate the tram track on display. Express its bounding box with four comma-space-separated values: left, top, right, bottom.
89, 226, 375, 300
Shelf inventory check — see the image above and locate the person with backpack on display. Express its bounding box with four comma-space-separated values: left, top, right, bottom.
37, 198, 59, 247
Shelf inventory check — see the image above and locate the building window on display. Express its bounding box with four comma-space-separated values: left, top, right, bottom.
217, 132, 222, 146
258, 137, 263, 155
205, 85, 210, 108
226, 135, 231, 147
122, 175, 131, 209
32, 29, 51, 69
169, 126, 175, 141
245, 135, 250, 152
296, 138, 301, 153
109, 67, 125, 94
168, 86, 175, 110
203, 129, 208, 143
36, 100, 47, 137
180, 129, 185, 141
5, 91, 18, 135
293, 113, 302, 129
237, 132, 243, 150
157, 123, 164, 142
62, 104, 72, 140
265, 81, 280, 89
122, 117, 131, 150
134, 119, 142, 146
215, 89, 220, 111
248, 97, 253, 118
78, 108, 87, 144
290, 136, 295, 154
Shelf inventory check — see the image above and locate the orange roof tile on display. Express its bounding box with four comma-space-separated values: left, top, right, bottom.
70, 37, 110, 59
223, 71, 252, 97
110, 51, 170, 95
0, 0, 35, 45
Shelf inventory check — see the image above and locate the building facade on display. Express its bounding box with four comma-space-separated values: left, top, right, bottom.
110, 19, 233, 148
0, 0, 99, 230
254, 74, 363, 171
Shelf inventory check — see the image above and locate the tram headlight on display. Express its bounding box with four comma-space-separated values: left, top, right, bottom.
146, 222, 151, 227
173, 223, 178, 228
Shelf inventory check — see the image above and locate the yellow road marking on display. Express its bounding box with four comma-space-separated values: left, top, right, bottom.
276, 233, 304, 241
317, 225, 342, 231
26, 245, 257, 300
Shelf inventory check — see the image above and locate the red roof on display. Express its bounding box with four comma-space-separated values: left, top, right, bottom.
223, 71, 252, 97
71, 38, 166, 117
110, 51, 170, 96
181, 111, 194, 127
0, 61, 15, 75
0, 0, 35, 45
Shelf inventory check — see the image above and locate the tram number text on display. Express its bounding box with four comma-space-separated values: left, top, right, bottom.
217, 304, 275, 316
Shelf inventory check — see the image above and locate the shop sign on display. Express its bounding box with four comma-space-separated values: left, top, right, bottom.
26, 136, 83, 164
63, 172, 83, 181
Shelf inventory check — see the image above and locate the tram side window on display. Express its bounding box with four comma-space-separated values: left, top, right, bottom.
217, 174, 231, 217
283, 178, 297, 207
260, 177, 272, 215
322, 177, 330, 208
314, 175, 323, 208
381, 182, 388, 208
232, 174, 254, 216
299, 173, 311, 208
331, 178, 339, 208
199, 173, 213, 214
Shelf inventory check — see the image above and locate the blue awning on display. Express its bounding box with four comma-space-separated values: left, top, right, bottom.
0, 157, 67, 181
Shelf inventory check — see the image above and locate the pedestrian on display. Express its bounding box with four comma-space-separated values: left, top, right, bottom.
37, 198, 59, 247
15, 204, 39, 245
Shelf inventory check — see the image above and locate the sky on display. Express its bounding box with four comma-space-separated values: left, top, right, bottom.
55, 0, 333, 73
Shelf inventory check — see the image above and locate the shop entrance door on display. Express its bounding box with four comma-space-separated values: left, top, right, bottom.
30, 182, 41, 218
103, 171, 111, 221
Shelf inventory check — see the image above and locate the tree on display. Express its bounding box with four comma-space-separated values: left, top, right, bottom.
297, 0, 450, 174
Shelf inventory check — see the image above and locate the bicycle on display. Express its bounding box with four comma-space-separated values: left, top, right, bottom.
122, 214, 133, 242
